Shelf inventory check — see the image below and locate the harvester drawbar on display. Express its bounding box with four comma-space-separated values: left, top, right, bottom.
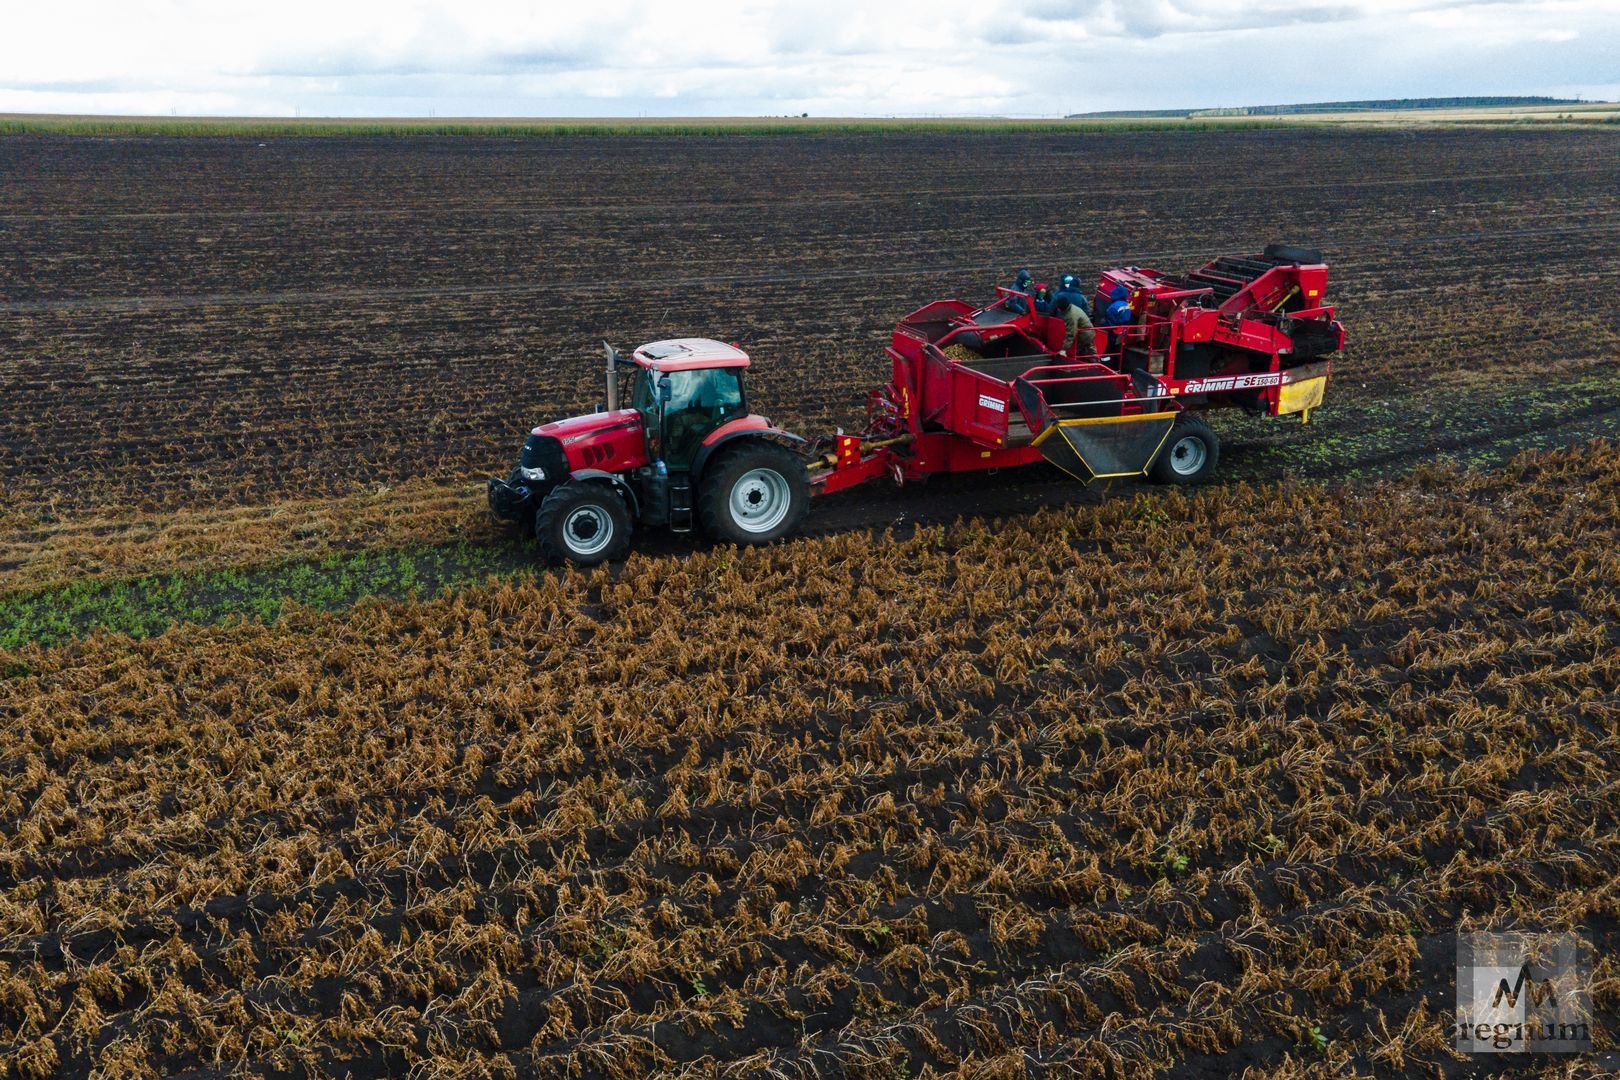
489, 245, 1346, 565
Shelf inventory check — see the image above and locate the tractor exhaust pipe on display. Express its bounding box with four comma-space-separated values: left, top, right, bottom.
602, 340, 621, 412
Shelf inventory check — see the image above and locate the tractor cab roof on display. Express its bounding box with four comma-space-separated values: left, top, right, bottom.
632, 338, 750, 372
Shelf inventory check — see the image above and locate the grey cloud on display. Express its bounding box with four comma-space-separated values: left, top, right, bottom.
2, 77, 141, 93
1109, 0, 1360, 39
246, 44, 602, 79
971, 0, 1359, 48
765, 13, 885, 59
1024, 0, 1108, 19
981, 21, 1050, 45
3, 0, 1614, 119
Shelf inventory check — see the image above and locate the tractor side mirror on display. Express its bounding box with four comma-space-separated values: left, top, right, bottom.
658, 376, 672, 404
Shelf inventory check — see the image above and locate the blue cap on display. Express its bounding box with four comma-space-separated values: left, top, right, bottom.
1110, 284, 1129, 302
1060, 274, 1077, 288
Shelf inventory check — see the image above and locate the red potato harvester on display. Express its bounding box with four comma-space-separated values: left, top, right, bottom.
489, 244, 1346, 564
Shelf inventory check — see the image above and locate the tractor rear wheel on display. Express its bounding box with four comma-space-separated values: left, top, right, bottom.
698, 441, 810, 546
1150, 415, 1220, 485
535, 481, 632, 566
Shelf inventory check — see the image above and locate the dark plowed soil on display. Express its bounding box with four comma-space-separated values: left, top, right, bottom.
2, 128, 1617, 517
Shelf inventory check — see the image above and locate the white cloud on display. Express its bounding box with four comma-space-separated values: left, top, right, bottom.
0, 0, 1612, 116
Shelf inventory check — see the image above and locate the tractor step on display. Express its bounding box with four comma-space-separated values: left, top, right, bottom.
670, 477, 694, 533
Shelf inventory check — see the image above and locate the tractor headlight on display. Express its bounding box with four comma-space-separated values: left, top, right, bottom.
518, 465, 547, 482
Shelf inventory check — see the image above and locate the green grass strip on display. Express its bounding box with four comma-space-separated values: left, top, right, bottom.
0, 540, 542, 651
0, 116, 1309, 138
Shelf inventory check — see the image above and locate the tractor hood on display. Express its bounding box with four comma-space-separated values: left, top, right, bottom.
533, 408, 640, 442
532, 409, 648, 473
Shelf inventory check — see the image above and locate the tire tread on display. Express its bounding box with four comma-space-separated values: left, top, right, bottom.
1150, 414, 1220, 485
697, 441, 810, 545
535, 482, 632, 565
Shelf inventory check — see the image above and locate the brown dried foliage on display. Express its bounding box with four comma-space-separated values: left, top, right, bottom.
1, 442, 1616, 1076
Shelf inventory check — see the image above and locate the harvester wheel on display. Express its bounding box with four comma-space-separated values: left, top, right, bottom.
698, 441, 810, 546
535, 481, 632, 566
1150, 415, 1220, 485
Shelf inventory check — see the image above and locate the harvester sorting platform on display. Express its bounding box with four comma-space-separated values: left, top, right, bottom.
488, 244, 1347, 564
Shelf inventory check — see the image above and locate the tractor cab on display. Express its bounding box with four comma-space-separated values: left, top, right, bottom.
622, 339, 752, 470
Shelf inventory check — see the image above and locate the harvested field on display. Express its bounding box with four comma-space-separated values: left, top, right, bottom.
1, 128, 1619, 1077
3, 443, 1618, 1077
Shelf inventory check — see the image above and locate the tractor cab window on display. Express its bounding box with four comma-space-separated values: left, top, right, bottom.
660, 367, 744, 469
626, 365, 652, 413
615, 365, 639, 410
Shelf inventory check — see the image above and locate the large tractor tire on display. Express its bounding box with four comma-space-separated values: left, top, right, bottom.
535, 481, 632, 566
698, 441, 810, 546
1149, 415, 1220, 485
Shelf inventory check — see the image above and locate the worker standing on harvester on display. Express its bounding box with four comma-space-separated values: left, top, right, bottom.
1054, 274, 1091, 319
1096, 284, 1133, 356
1101, 284, 1130, 323
1052, 274, 1095, 355
1006, 268, 1035, 314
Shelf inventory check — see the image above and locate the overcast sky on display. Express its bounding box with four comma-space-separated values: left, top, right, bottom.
1, 0, 1615, 117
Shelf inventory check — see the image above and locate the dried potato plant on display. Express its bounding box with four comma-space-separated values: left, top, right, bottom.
1, 442, 1617, 1077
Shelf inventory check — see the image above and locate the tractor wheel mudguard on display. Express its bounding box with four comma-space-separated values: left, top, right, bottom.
570, 469, 641, 520
690, 428, 807, 486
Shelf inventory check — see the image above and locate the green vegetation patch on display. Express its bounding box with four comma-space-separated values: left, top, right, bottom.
0, 540, 541, 650
1217, 370, 1620, 483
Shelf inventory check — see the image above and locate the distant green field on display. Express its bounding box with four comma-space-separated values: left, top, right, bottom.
4, 108, 1617, 139
0, 114, 1296, 137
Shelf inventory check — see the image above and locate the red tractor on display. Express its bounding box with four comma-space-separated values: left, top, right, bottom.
488, 338, 812, 564
488, 245, 1346, 564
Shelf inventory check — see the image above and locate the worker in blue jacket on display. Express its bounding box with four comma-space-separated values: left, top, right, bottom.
1052, 275, 1089, 317
1092, 285, 1132, 357
1095, 285, 1131, 326
1006, 268, 1034, 314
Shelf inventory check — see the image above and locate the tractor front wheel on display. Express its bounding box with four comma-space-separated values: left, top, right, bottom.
535, 482, 632, 566
1150, 415, 1220, 485
698, 442, 810, 546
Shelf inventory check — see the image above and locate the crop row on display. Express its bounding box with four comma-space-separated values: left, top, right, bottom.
2, 238, 1616, 520
3, 128, 1618, 518
1, 441, 1615, 1076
